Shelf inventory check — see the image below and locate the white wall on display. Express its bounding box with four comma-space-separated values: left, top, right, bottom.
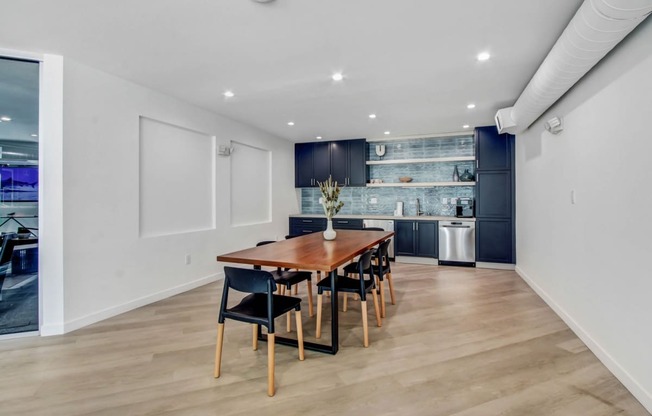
515, 21, 652, 411
59, 58, 298, 331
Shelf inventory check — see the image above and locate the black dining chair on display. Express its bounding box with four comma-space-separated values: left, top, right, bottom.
315, 250, 381, 347
214, 266, 305, 397
255, 241, 314, 326
371, 238, 395, 317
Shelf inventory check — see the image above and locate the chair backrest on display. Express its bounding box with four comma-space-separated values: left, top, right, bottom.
356, 250, 374, 280
285, 234, 300, 239
375, 239, 392, 275
224, 266, 277, 294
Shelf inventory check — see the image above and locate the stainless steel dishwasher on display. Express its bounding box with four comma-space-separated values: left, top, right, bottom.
438, 220, 475, 267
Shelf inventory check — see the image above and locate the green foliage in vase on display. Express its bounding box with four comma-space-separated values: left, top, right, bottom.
317, 175, 344, 219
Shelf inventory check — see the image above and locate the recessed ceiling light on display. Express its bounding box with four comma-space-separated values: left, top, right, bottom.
223, 90, 234, 98
332, 72, 344, 81
467, 104, 476, 109
384, 131, 390, 135
316, 136, 322, 140
369, 114, 377, 119
462, 125, 470, 129
31, 134, 38, 137
287, 122, 295, 126
0, 116, 11, 122
477, 52, 491, 61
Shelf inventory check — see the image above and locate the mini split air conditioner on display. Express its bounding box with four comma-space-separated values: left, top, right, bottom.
495, 108, 517, 135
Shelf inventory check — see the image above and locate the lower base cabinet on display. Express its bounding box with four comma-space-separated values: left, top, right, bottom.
395, 220, 437, 258
289, 217, 362, 236
475, 219, 513, 263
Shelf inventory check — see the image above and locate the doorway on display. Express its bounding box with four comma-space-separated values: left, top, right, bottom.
0, 57, 39, 336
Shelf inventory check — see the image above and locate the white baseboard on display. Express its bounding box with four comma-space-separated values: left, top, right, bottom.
515, 266, 652, 413
0, 331, 39, 341
395, 256, 438, 265
476, 262, 515, 270
40, 323, 64, 336
58, 272, 223, 334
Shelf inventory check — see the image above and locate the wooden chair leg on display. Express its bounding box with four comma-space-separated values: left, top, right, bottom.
214, 323, 225, 378
287, 311, 292, 332
387, 272, 396, 305
379, 280, 386, 318
316, 271, 321, 283
343, 293, 348, 311
361, 300, 369, 348
252, 324, 258, 351
306, 280, 314, 317
371, 288, 382, 327
267, 333, 275, 397
294, 285, 298, 295
316, 294, 323, 338
295, 310, 305, 361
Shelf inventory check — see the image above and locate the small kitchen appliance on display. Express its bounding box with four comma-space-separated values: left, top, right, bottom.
394, 201, 404, 217
455, 197, 474, 218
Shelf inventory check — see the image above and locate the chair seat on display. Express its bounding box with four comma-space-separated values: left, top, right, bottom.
316, 275, 375, 294
222, 293, 302, 328
270, 269, 312, 287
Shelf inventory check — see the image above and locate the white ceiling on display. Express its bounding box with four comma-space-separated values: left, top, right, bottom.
0, 0, 584, 142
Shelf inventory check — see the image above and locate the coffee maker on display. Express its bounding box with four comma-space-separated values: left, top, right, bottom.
455, 197, 474, 218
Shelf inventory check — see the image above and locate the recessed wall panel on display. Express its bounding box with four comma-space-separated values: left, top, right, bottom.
230, 141, 271, 226
139, 117, 215, 237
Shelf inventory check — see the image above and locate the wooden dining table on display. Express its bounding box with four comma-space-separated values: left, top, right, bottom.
215, 229, 394, 354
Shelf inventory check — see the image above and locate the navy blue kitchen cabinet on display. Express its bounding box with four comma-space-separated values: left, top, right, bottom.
289, 217, 362, 236
476, 126, 512, 170
475, 219, 513, 263
475, 171, 511, 218
294, 142, 331, 187
395, 220, 437, 258
289, 217, 326, 235
474, 126, 515, 264
295, 139, 366, 188
331, 218, 363, 230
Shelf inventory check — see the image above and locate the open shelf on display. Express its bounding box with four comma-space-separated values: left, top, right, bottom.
366, 156, 475, 165
366, 181, 475, 188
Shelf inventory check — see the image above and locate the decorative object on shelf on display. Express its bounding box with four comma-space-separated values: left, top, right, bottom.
317, 175, 344, 240
375, 144, 386, 159
459, 169, 475, 182
399, 176, 413, 183
370, 178, 384, 184
452, 165, 460, 182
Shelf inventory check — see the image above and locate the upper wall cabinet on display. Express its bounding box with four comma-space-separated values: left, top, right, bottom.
476, 126, 512, 170
295, 139, 366, 187
295, 142, 331, 187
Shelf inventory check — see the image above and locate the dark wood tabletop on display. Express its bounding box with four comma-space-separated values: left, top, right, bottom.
216, 230, 393, 271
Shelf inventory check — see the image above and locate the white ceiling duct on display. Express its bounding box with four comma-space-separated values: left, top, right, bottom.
495, 0, 652, 134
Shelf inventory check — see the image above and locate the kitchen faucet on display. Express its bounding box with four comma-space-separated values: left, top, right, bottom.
416, 198, 424, 216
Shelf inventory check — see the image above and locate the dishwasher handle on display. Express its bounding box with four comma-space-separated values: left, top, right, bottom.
442, 225, 472, 229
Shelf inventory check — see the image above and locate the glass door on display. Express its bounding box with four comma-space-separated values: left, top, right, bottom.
0, 57, 39, 336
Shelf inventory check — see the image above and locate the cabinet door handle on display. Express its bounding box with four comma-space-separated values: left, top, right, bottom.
337, 220, 349, 224
476, 160, 479, 169
416, 222, 419, 231
302, 220, 313, 223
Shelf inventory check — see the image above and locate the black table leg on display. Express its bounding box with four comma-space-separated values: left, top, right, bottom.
257, 268, 340, 355
329, 269, 339, 354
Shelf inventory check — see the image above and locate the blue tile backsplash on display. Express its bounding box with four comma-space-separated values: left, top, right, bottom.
301, 134, 476, 217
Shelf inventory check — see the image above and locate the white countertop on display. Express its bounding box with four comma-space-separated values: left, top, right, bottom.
290, 214, 476, 222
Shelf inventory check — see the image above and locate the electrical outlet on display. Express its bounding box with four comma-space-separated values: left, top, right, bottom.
319, 197, 324, 204
185, 254, 191, 265
442, 197, 448, 204
370, 197, 378, 204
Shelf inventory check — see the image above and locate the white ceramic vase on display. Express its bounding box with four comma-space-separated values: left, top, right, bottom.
323, 219, 337, 240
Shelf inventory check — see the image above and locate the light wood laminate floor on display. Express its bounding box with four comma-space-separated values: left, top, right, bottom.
0, 264, 648, 415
